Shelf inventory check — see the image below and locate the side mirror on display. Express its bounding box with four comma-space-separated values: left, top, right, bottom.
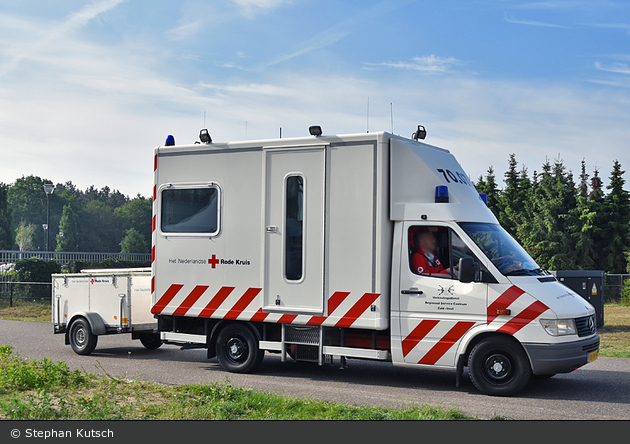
458, 257, 475, 283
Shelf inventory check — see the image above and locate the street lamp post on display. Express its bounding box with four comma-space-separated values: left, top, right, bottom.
43, 183, 54, 251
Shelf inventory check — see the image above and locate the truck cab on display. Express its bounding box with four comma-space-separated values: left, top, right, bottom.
388, 136, 598, 395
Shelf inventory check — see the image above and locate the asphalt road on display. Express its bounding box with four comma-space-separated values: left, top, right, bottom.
1, 319, 629, 420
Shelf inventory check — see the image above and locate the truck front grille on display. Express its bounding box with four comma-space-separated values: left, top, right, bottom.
582, 340, 599, 353
575, 315, 597, 337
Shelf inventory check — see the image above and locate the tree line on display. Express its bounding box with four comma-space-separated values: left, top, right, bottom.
1, 158, 629, 273
476, 155, 630, 274
0, 175, 151, 254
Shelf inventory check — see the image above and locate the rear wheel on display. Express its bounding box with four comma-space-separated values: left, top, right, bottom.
216, 324, 264, 373
69, 318, 98, 355
139, 333, 163, 350
468, 336, 531, 396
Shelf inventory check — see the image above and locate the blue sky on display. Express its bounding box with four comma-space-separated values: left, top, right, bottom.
1, 0, 629, 196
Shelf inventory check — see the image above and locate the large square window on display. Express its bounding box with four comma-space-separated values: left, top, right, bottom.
161, 187, 219, 235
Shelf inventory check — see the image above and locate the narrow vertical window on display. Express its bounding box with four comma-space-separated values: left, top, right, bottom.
285, 175, 304, 281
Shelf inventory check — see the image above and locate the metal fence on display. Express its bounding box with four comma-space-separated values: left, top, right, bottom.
0, 282, 52, 306
0, 250, 150, 266
604, 274, 630, 302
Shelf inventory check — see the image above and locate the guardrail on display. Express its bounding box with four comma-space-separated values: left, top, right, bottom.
0, 250, 150, 266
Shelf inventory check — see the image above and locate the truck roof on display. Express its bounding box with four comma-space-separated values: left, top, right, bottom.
156, 131, 451, 154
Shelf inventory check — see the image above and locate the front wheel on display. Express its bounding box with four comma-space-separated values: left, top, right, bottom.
216, 324, 264, 373
139, 333, 163, 350
468, 337, 531, 396
69, 318, 98, 355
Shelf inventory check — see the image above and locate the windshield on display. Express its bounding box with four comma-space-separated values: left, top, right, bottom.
458, 222, 544, 276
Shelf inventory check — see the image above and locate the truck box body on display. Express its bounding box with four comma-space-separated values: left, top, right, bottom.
152, 133, 397, 330
151, 132, 491, 332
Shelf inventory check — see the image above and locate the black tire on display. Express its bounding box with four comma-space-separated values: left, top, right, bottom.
69, 318, 98, 355
468, 336, 531, 396
139, 333, 163, 350
215, 323, 264, 373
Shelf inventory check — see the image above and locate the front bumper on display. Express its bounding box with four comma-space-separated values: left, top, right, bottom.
522, 335, 600, 376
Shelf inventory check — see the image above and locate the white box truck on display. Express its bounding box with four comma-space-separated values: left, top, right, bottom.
53, 128, 599, 396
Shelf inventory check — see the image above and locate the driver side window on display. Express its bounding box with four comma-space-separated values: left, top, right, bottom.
409, 226, 479, 280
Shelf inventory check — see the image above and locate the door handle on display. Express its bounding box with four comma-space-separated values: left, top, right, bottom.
266, 226, 278, 233
401, 288, 424, 295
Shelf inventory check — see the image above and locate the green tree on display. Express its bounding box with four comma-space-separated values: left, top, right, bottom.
0, 183, 13, 249
120, 227, 149, 254
7, 175, 64, 250
79, 200, 117, 252
56, 204, 79, 252
15, 221, 36, 251
500, 154, 531, 238
114, 197, 152, 249
602, 160, 630, 274
521, 157, 578, 270
475, 166, 502, 218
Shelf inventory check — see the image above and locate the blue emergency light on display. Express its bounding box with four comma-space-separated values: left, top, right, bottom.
435, 185, 449, 203
479, 193, 488, 205
165, 135, 175, 146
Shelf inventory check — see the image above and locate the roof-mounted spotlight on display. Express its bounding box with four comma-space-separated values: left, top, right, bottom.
412, 125, 427, 141
199, 128, 212, 144
165, 135, 175, 146
309, 125, 322, 136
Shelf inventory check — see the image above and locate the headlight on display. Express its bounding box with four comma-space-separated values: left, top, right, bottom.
540, 318, 577, 336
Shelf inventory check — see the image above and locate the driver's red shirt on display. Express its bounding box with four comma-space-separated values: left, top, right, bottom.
411, 249, 448, 275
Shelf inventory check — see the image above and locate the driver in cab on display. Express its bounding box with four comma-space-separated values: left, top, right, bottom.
411, 230, 453, 276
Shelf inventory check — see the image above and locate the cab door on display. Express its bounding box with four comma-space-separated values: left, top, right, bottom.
395, 222, 487, 367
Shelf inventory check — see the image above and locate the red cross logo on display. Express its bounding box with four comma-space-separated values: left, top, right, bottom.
90, 279, 94, 284
208, 255, 219, 268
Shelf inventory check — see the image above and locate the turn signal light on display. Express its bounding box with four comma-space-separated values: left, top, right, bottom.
496, 309, 511, 316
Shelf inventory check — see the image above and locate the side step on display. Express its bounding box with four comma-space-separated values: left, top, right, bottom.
259, 325, 390, 363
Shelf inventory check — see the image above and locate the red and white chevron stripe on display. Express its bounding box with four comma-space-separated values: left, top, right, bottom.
402, 320, 475, 365
400, 286, 551, 366
487, 285, 550, 334
151, 284, 380, 328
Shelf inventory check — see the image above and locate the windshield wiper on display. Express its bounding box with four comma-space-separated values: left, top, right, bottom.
505, 268, 544, 276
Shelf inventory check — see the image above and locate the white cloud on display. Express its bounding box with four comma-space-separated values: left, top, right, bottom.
0, 0, 127, 76
512, 1, 614, 9
595, 61, 630, 75
504, 12, 568, 28
365, 55, 459, 73
231, 0, 293, 17
0, 1, 629, 198
590, 23, 630, 35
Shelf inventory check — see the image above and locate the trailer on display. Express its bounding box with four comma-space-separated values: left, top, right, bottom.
52, 269, 161, 354
54, 127, 600, 396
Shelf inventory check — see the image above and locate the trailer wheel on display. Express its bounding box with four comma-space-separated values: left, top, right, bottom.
139, 333, 163, 350
468, 336, 531, 396
69, 318, 98, 355
215, 324, 264, 373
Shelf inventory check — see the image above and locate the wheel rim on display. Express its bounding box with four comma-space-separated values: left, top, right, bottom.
225, 335, 248, 365
482, 353, 514, 384
74, 326, 87, 348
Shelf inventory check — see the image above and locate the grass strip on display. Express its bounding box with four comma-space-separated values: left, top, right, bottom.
0, 300, 50, 322
0, 346, 478, 420
598, 303, 630, 358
